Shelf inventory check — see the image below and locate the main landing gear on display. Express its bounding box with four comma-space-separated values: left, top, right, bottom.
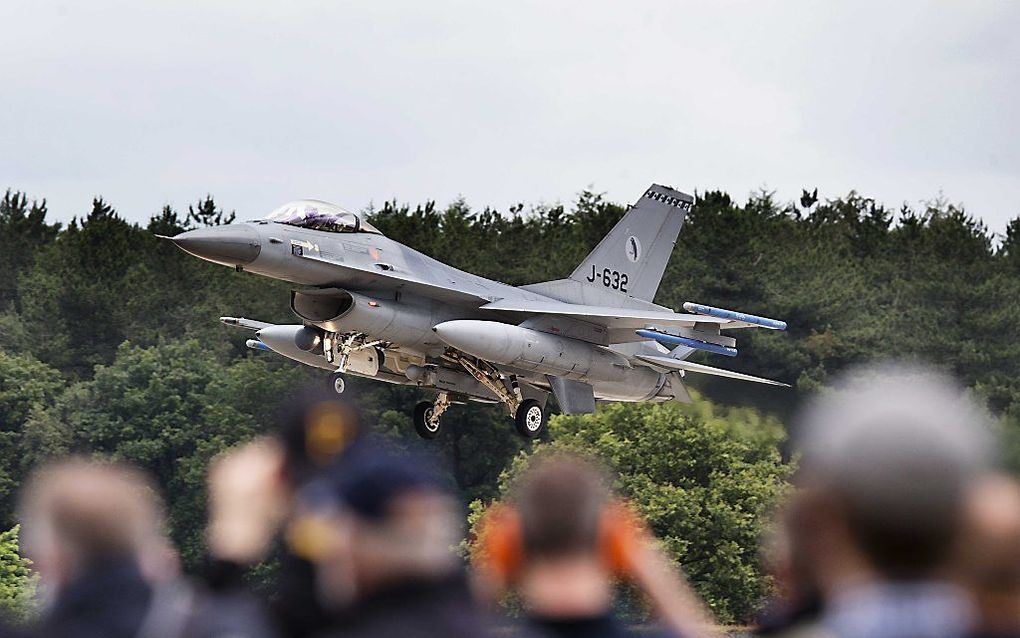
411, 391, 546, 441
413, 392, 451, 439
408, 352, 548, 441
514, 399, 546, 438
453, 355, 547, 440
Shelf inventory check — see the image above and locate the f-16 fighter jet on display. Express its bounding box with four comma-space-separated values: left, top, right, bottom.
163, 184, 788, 440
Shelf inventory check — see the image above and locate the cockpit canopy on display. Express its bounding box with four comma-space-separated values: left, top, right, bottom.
263, 200, 383, 235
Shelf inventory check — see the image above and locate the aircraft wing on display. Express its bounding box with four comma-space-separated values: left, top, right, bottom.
297, 252, 496, 305
636, 355, 790, 387
482, 299, 786, 345
481, 299, 752, 330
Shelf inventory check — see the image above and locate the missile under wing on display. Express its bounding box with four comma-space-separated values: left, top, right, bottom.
165, 184, 791, 441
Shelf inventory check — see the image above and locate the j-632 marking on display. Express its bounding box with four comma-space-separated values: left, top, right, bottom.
162, 183, 790, 441
585, 265, 629, 292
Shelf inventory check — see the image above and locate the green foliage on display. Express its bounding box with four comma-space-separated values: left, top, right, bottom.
0, 191, 59, 313
350, 375, 532, 505
14, 198, 290, 377
0, 351, 64, 530
485, 397, 790, 624
23, 340, 314, 568
0, 525, 36, 622
0, 184, 1018, 618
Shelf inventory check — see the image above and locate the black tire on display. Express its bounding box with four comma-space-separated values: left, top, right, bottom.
332, 375, 346, 395
514, 399, 546, 439
413, 401, 441, 439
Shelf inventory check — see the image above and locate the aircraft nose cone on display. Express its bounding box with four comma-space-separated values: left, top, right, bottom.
170, 225, 261, 266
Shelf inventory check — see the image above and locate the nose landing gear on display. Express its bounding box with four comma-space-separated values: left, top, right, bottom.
331, 374, 346, 395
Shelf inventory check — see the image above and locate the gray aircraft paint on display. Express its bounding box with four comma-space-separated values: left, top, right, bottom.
166, 184, 788, 423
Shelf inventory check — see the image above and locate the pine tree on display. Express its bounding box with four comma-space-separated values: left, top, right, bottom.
186, 195, 235, 228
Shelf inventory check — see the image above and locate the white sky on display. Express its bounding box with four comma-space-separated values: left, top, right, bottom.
2, 1, 1018, 234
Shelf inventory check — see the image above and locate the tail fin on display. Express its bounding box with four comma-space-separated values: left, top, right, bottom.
569, 184, 692, 302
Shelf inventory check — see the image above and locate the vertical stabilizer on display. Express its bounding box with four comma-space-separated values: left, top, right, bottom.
569, 184, 692, 302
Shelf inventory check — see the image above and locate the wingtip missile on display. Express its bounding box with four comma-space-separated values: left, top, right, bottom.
682, 302, 787, 330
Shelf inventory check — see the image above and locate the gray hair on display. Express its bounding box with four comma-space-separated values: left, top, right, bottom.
795, 362, 993, 576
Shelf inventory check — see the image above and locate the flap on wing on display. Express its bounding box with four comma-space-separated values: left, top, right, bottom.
636, 355, 790, 387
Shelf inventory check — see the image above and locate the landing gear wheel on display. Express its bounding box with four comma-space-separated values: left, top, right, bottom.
514, 399, 546, 439
332, 375, 346, 395
413, 401, 441, 439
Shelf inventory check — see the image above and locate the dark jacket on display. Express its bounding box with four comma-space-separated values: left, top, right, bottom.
38, 557, 153, 638
527, 613, 659, 638
204, 551, 327, 638
316, 573, 502, 638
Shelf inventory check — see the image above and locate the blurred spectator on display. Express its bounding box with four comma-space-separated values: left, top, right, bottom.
785, 363, 993, 638
303, 444, 502, 638
755, 499, 822, 635
19, 458, 182, 638
957, 474, 1020, 638
476, 452, 715, 638
204, 386, 365, 638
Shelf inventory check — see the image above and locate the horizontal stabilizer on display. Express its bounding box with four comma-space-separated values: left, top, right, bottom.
635, 355, 790, 387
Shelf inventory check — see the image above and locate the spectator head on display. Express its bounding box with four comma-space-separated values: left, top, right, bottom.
476, 452, 627, 618
275, 386, 363, 489
760, 497, 821, 617
20, 458, 170, 590
300, 444, 460, 608
512, 452, 613, 564
794, 363, 993, 583
957, 473, 1020, 632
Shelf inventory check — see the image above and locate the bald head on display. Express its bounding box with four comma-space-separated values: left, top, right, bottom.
795, 363, 992, 577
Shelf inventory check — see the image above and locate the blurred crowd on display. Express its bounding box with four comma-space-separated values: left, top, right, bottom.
4, 363, 1020, 638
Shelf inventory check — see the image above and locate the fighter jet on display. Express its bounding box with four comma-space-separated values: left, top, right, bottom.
163, 184, 789, 440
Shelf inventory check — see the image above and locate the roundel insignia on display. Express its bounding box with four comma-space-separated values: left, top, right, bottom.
625, 236, 641, 263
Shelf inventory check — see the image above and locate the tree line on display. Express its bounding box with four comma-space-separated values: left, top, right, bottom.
0, 186, 1018, 622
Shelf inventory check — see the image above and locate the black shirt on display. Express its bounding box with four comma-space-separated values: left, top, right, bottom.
527, 613, 665, 638
38, 557, 153, 638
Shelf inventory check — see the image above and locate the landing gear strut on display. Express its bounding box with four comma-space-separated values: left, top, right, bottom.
446, 352, 548, 439
413, 392, 451, 439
